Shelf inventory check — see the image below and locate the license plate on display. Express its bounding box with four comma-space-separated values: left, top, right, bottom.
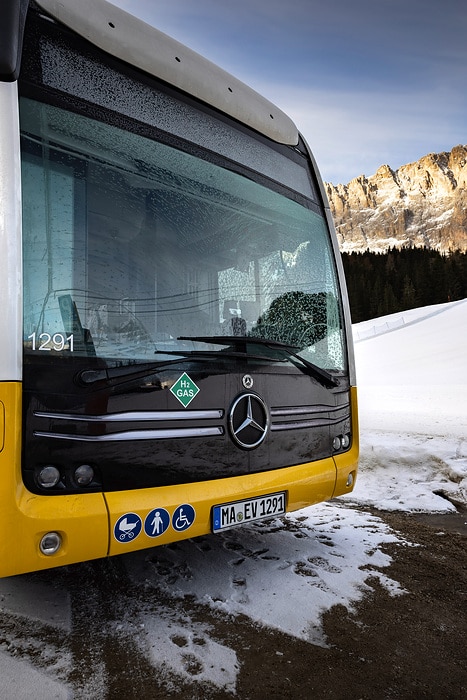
212, 491, 286, 533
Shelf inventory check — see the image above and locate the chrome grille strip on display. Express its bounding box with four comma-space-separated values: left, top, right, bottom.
270, 404, 348, 417
34, 409, 223, 422
270, 402, 350, 432
34, 426, 224, 441
271, 414, 350, 431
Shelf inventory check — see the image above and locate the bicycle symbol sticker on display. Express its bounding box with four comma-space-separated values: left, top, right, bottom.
172, 504, 196, 532
114, 513, 142, 543
144, 508, 170, 538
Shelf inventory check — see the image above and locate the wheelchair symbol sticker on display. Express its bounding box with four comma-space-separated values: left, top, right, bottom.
172, 504, 195, 532
144, 508, 170, 538
114, 513, 142, 543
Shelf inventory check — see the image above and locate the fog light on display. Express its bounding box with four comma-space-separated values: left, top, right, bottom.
74, 464, 95, 486
332, 436, 342, 451
37, 465, 61, 489
39, 532, 62, 556
346, 472, 354, 488
341, 433, 351, 450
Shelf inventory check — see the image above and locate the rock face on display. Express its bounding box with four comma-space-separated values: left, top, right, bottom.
326, 145, 467, 253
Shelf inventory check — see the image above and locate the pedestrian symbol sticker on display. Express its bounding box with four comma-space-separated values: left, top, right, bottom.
144, 508, 170, 538
170, 372, 200, 407
114, 513, 142, 543
172, 504, 196, 532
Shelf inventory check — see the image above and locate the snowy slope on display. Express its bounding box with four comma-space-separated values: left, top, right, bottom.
350, 298, 467, 511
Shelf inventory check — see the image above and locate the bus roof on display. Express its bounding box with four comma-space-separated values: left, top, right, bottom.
35, 0, 299, 146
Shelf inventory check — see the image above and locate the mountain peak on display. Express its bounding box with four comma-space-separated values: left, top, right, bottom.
326, 145, 467, 253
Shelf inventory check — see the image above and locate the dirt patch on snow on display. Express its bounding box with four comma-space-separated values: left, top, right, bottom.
171, 510, 467, 699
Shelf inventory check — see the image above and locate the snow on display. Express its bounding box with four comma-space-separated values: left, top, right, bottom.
0, 651, 69, 700
123, 502, 406, 650
351, 298, 467, 512
0, 299, 465, 696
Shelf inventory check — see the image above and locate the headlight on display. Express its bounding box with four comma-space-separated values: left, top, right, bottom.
332, 436, 342, 451
37, 465, 61, 488
332, 433, 351, 452
74, 464, 95, 486
341, 433, 351, 450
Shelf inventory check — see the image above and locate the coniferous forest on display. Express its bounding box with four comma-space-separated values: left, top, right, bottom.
341, 247, 467, 323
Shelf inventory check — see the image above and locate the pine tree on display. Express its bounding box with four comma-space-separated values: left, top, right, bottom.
340, 248, 466, 322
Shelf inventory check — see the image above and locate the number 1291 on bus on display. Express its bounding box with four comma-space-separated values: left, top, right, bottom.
27, 332, 74, 352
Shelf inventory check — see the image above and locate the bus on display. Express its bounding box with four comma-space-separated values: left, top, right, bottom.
0, 0, 358, 577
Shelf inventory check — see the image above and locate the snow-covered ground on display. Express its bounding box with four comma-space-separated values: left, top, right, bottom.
352, 298, 467, 512
1, 300, 466, 696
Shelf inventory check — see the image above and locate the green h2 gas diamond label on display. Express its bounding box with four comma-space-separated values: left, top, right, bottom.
170, 372, 200, 407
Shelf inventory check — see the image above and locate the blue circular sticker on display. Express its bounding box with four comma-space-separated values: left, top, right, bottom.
114, 513, 142, 543
172, 504, 196, 532
144, 508, 170, 538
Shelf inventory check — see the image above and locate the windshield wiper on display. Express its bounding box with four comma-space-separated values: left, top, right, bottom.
179, 335, 296, 348
78, 336, 339, 389
77, 348, 285, 386
161, 348, 285, 362
77, 354, 214, 385
178, 336, 339, 388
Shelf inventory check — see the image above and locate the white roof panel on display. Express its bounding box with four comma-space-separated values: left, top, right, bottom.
35, 0, 299, 146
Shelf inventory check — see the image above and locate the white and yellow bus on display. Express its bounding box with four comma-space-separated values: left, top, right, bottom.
0, 0, 358, 577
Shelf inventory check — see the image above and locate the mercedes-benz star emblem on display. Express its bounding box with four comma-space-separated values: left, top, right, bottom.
242, 374, 253, 389
228, 393, 269, 449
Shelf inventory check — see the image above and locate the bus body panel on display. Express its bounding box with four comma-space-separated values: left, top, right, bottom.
332, 386, 359, 496
0, 382, 109, 578
0, 82, 22, 381
35, 0, 299, 146
0, 381, 357, 577
105, 456, 339, 557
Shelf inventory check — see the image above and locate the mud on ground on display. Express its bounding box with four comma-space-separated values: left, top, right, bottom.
156, 509, 467, 700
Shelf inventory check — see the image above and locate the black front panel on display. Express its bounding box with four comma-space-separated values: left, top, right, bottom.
22, 356, 350, 494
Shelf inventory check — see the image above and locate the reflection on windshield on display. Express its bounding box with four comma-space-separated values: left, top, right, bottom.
251, 291, 331, 348
21, 98, 346, 372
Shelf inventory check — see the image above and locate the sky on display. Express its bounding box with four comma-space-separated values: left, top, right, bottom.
2, 298, 466, 694
108, 0, 467, 184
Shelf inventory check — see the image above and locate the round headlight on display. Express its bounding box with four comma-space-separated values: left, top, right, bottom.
341, 433, 351, 450
37, 465, 61, 489
39, 532, 62, 556
74, 464, 95, 486
332, 436, 342, 451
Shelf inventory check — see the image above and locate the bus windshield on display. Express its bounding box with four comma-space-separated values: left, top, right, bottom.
21, 97, 345, 372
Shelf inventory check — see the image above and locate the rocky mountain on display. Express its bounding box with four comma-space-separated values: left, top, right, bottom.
326, 145, 467, 253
